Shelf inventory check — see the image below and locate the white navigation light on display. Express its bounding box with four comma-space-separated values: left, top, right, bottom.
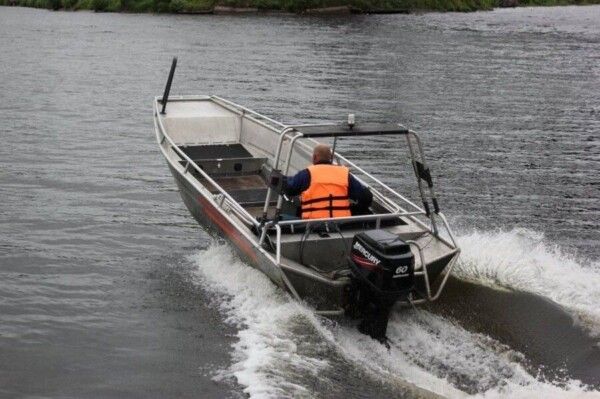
348, 113, 355, 128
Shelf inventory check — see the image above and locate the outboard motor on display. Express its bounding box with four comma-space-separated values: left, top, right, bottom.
347, 229, 415, 342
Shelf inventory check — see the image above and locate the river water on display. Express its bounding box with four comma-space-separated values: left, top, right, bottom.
0, 5, 599, 398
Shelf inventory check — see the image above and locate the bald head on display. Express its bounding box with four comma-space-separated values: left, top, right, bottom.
312, 144, 332, 164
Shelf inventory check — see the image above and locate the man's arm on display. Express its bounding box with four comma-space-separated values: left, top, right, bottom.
282, 169, 310, 197
348, 174, 372, 214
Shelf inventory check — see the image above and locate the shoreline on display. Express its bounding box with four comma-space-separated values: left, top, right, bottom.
2, 0, 599, 14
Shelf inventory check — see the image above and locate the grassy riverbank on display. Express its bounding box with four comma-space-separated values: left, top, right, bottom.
3, 0, 599, 14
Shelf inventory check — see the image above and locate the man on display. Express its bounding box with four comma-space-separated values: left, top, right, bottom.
282, 144, 372, 219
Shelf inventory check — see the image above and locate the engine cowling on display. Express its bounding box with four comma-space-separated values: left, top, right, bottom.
349, 229, 415, 298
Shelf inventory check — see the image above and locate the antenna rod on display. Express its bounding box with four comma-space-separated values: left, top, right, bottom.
161, 57, 177, 115
332, 136, 338, 164
333, 113, 354, 164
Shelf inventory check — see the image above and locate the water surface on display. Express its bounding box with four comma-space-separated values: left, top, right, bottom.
0, 5, 599, 398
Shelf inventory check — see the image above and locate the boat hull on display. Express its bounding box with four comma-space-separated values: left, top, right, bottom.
168, 163, 351, 312
169, 162, 455, 312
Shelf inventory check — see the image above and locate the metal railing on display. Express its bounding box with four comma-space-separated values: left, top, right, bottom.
153, 98, 259, 228
211, 95, 286, 133
256, 117, 457, 250
208, 96, 424, 213
406, 243, 461, 304
257, 211, 425, 247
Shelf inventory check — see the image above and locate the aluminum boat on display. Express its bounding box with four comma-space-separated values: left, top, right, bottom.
154, 60, 460, 339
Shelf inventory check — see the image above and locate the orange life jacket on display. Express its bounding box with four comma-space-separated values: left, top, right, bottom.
301, 164, 351, 219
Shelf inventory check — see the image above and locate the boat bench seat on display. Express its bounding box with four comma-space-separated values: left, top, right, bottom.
175, 143, 282, 209
177, 144, 268, 177
198, 174, 277, 207
179, 143, 253, 160
227, 188, 274, 206
181, 157, 267, 177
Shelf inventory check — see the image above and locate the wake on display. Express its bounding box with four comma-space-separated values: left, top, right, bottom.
455, 227, 600, 337
187, 228, 600, 398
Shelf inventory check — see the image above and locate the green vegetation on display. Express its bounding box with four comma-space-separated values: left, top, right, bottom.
518, 0, 599, 5
3, 0, 214, 11
2, 0, 599, 14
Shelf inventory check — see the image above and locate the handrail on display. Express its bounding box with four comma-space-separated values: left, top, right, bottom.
200, 95, 430, 220
211, 95, 285, 129
274, 133, 304, 217
258, 119, 447, 246
219, 195, 258, 227
292, 138, 434, 235
436, 212, 459, 249
257, 211, 425, 251
338, 151, 425, 213
213, 96, 341, 134
261, 127, 300, 219
154, 100, 259, 227
277, 132, 461, 253
257, 212, 427, 250
293, 138, 425, 215
274, 211, 425, 227
406, 240, 431, 299
406, 240, 460, 303
429, 249, 460, 301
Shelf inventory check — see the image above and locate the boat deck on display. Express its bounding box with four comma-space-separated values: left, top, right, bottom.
179, 143, 278, 212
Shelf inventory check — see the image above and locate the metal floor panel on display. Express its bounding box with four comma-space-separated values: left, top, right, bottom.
179, 143, 252, 160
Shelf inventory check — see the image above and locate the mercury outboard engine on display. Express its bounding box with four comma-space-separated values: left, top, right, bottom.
347, 229, 415, 342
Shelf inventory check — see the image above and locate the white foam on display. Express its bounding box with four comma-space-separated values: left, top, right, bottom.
477, 383, 600, 399
454, 228, 600, 336
189, 243, 328, 399
331, 309, 598, 399
330, 313, 471, 398
189, 242, 599, 398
